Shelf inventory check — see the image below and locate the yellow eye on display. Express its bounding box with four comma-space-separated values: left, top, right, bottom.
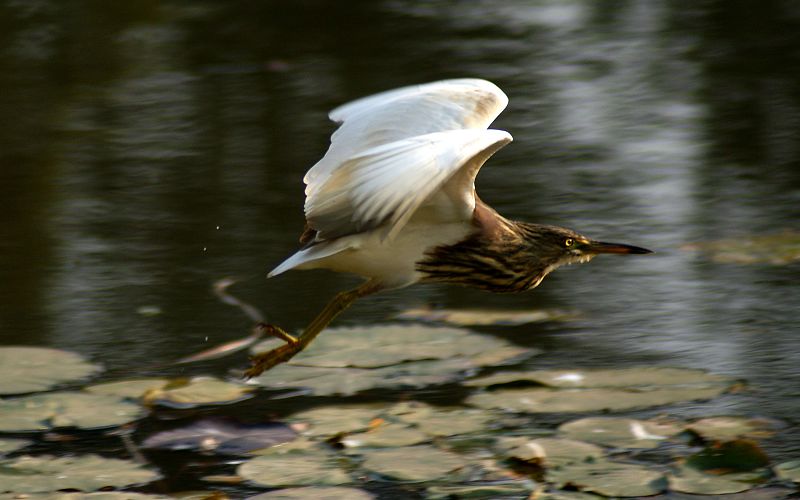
564, 238, 575, 247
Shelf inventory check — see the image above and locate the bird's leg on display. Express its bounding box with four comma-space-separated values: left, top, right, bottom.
255, 323, 299, 345
244, 280, 381, 378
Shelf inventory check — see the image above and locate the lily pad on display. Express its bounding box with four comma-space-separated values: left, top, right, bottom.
250, 325, 538, 396
499, 437, 604, 467
425, 483, 535, 499
466, 386, 728, 413
250, 325, 532, 395
686, 416, 777, 442
547, 460, 666, 497
775, 460, 800, 482
238, 451, 351, 487
667, 464, 762, 494
252, 325, 526, 368
558, 417, 682, 448
0, 494, 171, 500
359, 445, 468, 482
682, 231, 800, 265
0, 438, 30, 455
248, 486, 375, 499
288, 405, 385, 437
393, 406, 493, 437
465, 367, 734, 389
143, 377, 254, 408
141, 417, 296, 455
0, 392, 145, 431
0, 347, 101, 396
0, 454, 159, 493
685, 439, 770, 473
85, 378, 169, 400
396, 306, 577, 326
340, 423, 430, 448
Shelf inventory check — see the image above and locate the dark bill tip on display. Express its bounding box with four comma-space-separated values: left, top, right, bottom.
587, 241, 654, 255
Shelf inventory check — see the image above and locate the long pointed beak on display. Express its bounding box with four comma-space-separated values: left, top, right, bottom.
585, 241, 653, 255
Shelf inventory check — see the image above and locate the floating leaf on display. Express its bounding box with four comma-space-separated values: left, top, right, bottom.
393, 405, 492, 438
682, 230, 800, 265
547, 460, 666, 497
238, 451, 351, 487
0, 493, 171, 500
667, 464, 762, 494
288, 405, 385, 438
465, 367, 733, 389
558, 417, 682, 448
396, 306, 577, 326
85, 378, 169, 400
425, 483, 534, 499
467, 386, 728, 413
359, 445, 468, 482
534, 492, 603, 500
498, 437, 603, 467
686, 417, 777, 442
251, 325, 532, 396
252, 324, 530, 369
685, 439, 770, 473
340, 423, 430, 448
141, 417, 296, 455
775, 460, 800, 482
143, 377, 254, 408
247, 486, 375, 499
0, 454, 159, 493
0, 438, 30, 455
0, 347, 101, 396
0, 392, 145, 432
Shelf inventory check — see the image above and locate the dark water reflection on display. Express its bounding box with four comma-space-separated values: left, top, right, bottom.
1, 0, 799, 474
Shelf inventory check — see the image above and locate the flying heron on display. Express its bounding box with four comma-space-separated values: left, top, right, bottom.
246, 78, 652, 377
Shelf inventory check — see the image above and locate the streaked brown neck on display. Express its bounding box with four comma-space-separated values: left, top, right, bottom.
416, 201, 554, 293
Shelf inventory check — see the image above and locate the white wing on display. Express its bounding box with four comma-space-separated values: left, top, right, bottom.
303, 78, 510, 240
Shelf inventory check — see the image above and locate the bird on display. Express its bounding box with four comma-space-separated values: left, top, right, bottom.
245, 78, 652, 378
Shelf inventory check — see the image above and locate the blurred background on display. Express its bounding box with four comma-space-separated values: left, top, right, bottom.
0, 0, 799, 459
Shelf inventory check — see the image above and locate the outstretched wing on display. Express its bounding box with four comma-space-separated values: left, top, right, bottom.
303, 78, 511, 242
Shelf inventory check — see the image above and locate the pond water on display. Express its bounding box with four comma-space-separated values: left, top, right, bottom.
1, 0, 799, 497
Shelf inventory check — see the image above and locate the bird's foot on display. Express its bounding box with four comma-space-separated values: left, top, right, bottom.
244, 323, 303, 378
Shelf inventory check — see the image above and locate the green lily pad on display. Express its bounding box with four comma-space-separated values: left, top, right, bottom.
686, 416, 777, 442
340, 423, 430, 448
775, 460, 800, 482
682, 230, 800, 265
0, 454, 159, 493
247, 486, 375, 499
143, 377, 254, 408
465, 367, 733, 389
85, 378, 169, 400
685, 439, 770, 473
393, 406, 492, 437
667, 464, 763, 494
288, 405, 385, 437
238, 451, 351, 487
359, 445, 468, 482
0, 438, 30, 455
0, 392, 145, 432
0, 494, 171, 500
558, 417, 682, 448
396, 306, 577, 326
498, 437, 604, 467
547, 460, 666, 497
0, 347, 101, 396
252, 325, 528, 369
425, 483, 535, 499
250, 325, 532, 396
534, 492, 602, 500
466, 386, 728, 413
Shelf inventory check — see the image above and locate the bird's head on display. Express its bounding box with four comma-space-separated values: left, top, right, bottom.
517, 223, 653, 286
